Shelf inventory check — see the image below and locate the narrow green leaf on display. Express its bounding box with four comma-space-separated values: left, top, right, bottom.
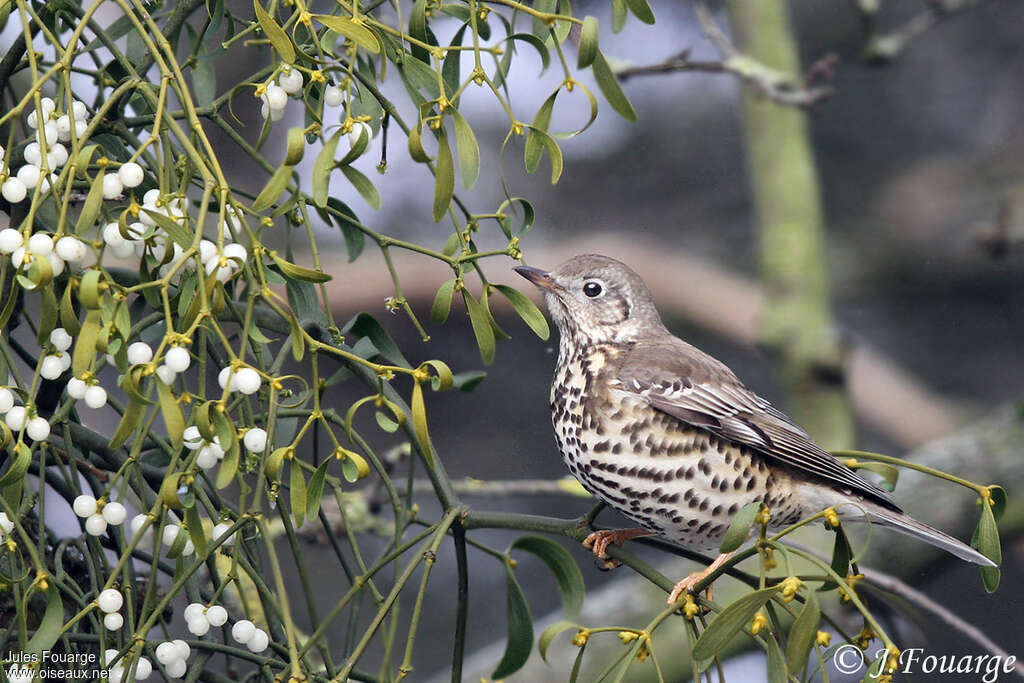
450, 108, 480, 189
0, 443, 31, 487
185, 504, 209, 558
109, 399, 144, 450
692, 587, 778, 664
846, 460, 899, 491
289, 315, 306, 361
766, 632, 788, 683
253, 0, 295, 62
494, 284, 550, 340
525, 92, 557, 174
290, 459, 307, 527
341, 450, 370, 482
252, 164, 293, 212
192, 45, 217, 107
72, 310, 102, 376
407, 0, 430, 62
306, 458, 330, 520
819, 528, 852, 592
625, 0, 655, 24
314, 14, 381, 53
569, 643, 587, 682
453, 371, 487, 392
342, 312, 411, 367
408, 122, 431, 163
269, 250, 332, 283
972, 501, 1002, 592
432, 128, 455, 222
312, 129, 342, 207
430, 278, 456, 324
523, 125, 563, 184
60, 283, 81, 336
539, 620, 581, 662
491, 564, 534, 680
156, 378, 185, 452
411, 380, 435, 469
785, 591, 820, 673
577, 16, 599, 68
264, 447, 288, 482
592, 51, 637, 121
159, 472, 187, 509
216, 438, 240, 489
463, 289, 495, 365
36, 286, 59, 348
24, 584, 64, 658
511, 536, 584, 616
74, 170, 106, 234
719, 501, 762, 553
421, 359, 454, 391
284, 126, 306, 165
325, 197, 365, 262
611, 0, 627, 32
341, 165, 381, 210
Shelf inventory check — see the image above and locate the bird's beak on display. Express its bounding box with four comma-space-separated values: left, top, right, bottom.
514, 265, 557, 291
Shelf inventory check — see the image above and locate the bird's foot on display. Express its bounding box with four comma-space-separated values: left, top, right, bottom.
582, 528, 655, 568
666, 551, 735, 606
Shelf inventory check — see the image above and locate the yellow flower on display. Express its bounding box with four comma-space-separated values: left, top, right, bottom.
760, 545, 778, 570
840, 573, 864, 603
856, 625, 876, 650
755, 506, 771, 526
823, 507, 840, 528
683, 594, 700, 619
815, 630, 831, 647
571, 629, 589, 647
618, 631, 639, 644
779, 576, 803, 602
749, 611, 768, 636
884, 646, 900, 673
635, 640, 650, 662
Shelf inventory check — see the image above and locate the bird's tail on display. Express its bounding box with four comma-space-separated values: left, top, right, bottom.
859, 500, 996, 567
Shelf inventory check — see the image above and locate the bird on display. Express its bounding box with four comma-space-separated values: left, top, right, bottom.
515, 254, 995, 605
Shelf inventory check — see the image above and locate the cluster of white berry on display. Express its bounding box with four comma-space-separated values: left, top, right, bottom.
1, 387, 51, 442
231, 619, 270, 653
184, 602, 228, 636
217, 365, 263, 395
154, 639, 192, 678
129, 513, 199, 557
260, 65, 304, 121
97, 587, 126, 631
103, 649, 153, 683
0, 229, 89, 281
183, 427, 226, 470
2, 97, 83, 203
73, 494, 127, 536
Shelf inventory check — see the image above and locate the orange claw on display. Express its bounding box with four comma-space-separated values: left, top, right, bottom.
582, 528, 656, 560
667, 551, 735, 606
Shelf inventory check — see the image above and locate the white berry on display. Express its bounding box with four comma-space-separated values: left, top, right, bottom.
205, 604, 228, 627
40, 355, 64, 380
55, 236, 87, 263
278, 67, 304, 94
183, 426, 202, 449
172, 639, 190, 661
187, 616, 210, 636
130, 514, 149, 536
118, 162, 144, 188
0, 388, 13, 413
0, 512, 14, 536
0, 229, 23, 254
67, 377, 87, 399
155, 364, 176, 385
26, 416, 50, 441
28, 232, 53, 255
164, 347, 191, 373
196, 447, 218, 470
154, 641, 177, 665
243, 427, 267, 453
217, 366, 234, 390
263, 84, 287, 110
324, 85, 344, 107
98, 588, 124, 613
165, 658, 186, 678
127, 342, 153, 365
211, 522, 235, 546
73, 494, 97, 517
85, 513, 108, 536
135, 657, 153, 680
16, 164, 40, 190
103, 612, 124, 631
184, 602, 205, 621
84, 385, 108, 409
102, 501, 127, 525
231, 619, 255, 643
161, 524, 179, 547
2, 178, 27, 203
49, 327, 73, 351
247, 628, 269, 653
234, 367, 261, 395
5, 406, 27, 431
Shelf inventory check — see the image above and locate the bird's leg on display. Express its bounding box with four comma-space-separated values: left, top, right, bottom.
582, 528, 656, 568
667, 550, 735, 606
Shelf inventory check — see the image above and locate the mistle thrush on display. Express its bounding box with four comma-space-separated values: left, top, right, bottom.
515, 254, 994, 604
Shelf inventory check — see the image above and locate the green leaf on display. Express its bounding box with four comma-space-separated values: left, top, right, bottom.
433, 127, 455, 222
846, 460, 899, 491
159, 472, 188, 509
494, 284, 549, 340
719, 501, 762, 553
252, 164, 293, 212
430, 278, 456, 324
766, 632, 788, 683
325, 197, 365, 262
72, 310, 102, 376
306, 458, 330, 521
408, 121, 431, 163
253, 0, 295, 62
491, 563, 534, 680
289, 459, 307, 527
577, 16, 599, 68
216, 437, 240, 489
972, 499, 1002, 592
525, 91, 557, 175
785, 591, 820, 673
36, 286, 59, 348
510, 536, 584, 617
60, 283, 81, 336
453, 370, 487, 392
988, 485, 1008, 521
592, 51, 637, 121
314, 14, 381, 53
463, 288, 495, 365
341, 165, 381, 210
284, 126, 306, 165
538, 620, 581, 662
185, 504, 209, 558
407, 0, 430, 63
611, 0, 627, 31
342, 312, 411, 368
820, 528, 852, 592
192, 45, 217, 107
0, 443, 31, 487
264, 447, 288, 482
109, 399, 144, 450
341, 450, 370, 482
74, 170, 106, 234
450, 108, 480, 189
155, 378, 184, 452
397, 56, 441, 99
421, 359, 454, 391
269, 250, 332, 283
692, 587, 778, 664
312, 129, 342, 207
625, 0, 656, 24
411, 380, 435, 469
24, 584, 64, 658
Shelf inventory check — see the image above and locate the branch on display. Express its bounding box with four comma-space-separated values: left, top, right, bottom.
860, 0, 989, 64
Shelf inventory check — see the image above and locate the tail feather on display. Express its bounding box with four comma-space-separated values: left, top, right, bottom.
862, 501, 996, 567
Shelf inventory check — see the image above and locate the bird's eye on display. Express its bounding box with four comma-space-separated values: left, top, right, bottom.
583, 281, 603, 298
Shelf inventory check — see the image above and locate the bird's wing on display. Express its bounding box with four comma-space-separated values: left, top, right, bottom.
615, 340, 897, 507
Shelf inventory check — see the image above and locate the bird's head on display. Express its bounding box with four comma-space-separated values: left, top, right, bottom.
515, 254, 666, 346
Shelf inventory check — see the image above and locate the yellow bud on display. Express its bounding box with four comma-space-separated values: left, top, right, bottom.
749, 612, 768, 636
571, 629, 589, 647
824, 507, 840, 528
617, 631, 638, 644
815, 630, 832, 647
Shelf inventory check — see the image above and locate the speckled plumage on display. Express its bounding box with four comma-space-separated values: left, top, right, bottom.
516, 254, 994, 568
